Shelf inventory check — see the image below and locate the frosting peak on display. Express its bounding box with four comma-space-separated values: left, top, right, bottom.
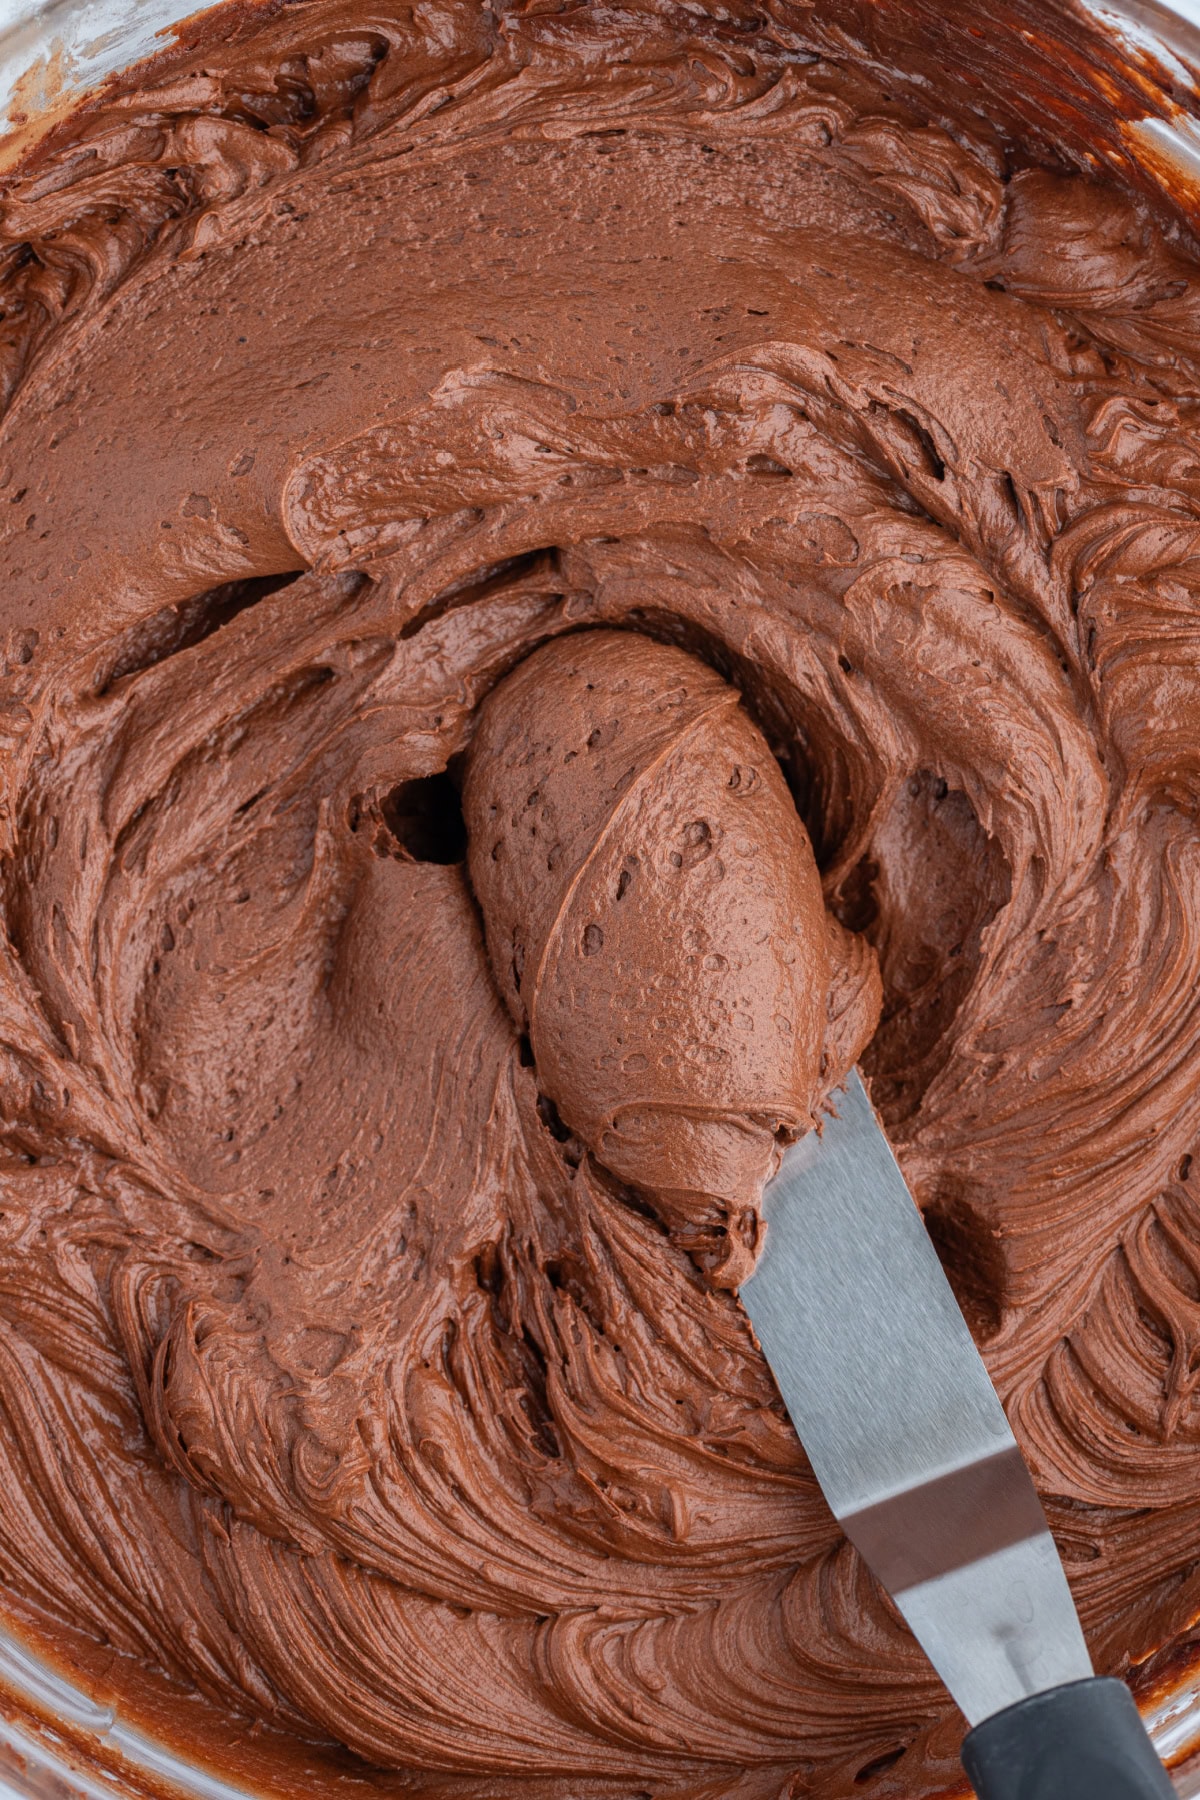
464, 628, 880, 1284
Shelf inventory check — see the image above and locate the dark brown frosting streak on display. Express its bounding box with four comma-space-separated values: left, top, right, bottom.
1, 3, 1200, 1796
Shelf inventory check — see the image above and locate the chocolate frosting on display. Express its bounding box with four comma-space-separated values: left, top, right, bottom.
1, 2, 1200, 1796
463, 629, 879, 1285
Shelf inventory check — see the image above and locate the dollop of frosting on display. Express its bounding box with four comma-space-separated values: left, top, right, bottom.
464, 628, 880, 1284
1, 2, 1200, 1797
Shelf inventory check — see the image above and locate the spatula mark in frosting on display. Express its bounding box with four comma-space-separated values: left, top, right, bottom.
94, 572, 309, 695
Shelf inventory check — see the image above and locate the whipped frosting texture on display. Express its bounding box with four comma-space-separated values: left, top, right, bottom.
463, 628, 880, 1285
0, 2, 1199, 1796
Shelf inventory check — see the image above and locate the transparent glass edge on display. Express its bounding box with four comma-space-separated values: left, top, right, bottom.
0, 1623, 260, 1800
1, 1608, 1199, 1800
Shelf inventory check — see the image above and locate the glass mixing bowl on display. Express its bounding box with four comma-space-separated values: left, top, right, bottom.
1, 0, 1200, 1794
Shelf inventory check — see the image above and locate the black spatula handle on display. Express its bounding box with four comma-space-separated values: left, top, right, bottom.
962, 1678, 1175, 1800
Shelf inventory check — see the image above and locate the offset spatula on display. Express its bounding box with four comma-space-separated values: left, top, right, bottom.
741, 1069, 1176, 1800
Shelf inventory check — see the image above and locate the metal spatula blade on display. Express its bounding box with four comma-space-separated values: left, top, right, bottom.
738, 1070, 1178, 1797
740, 1069, 1091, 1726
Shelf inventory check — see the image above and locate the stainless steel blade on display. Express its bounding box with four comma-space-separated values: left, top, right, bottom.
740, 1068, 1092, 1727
